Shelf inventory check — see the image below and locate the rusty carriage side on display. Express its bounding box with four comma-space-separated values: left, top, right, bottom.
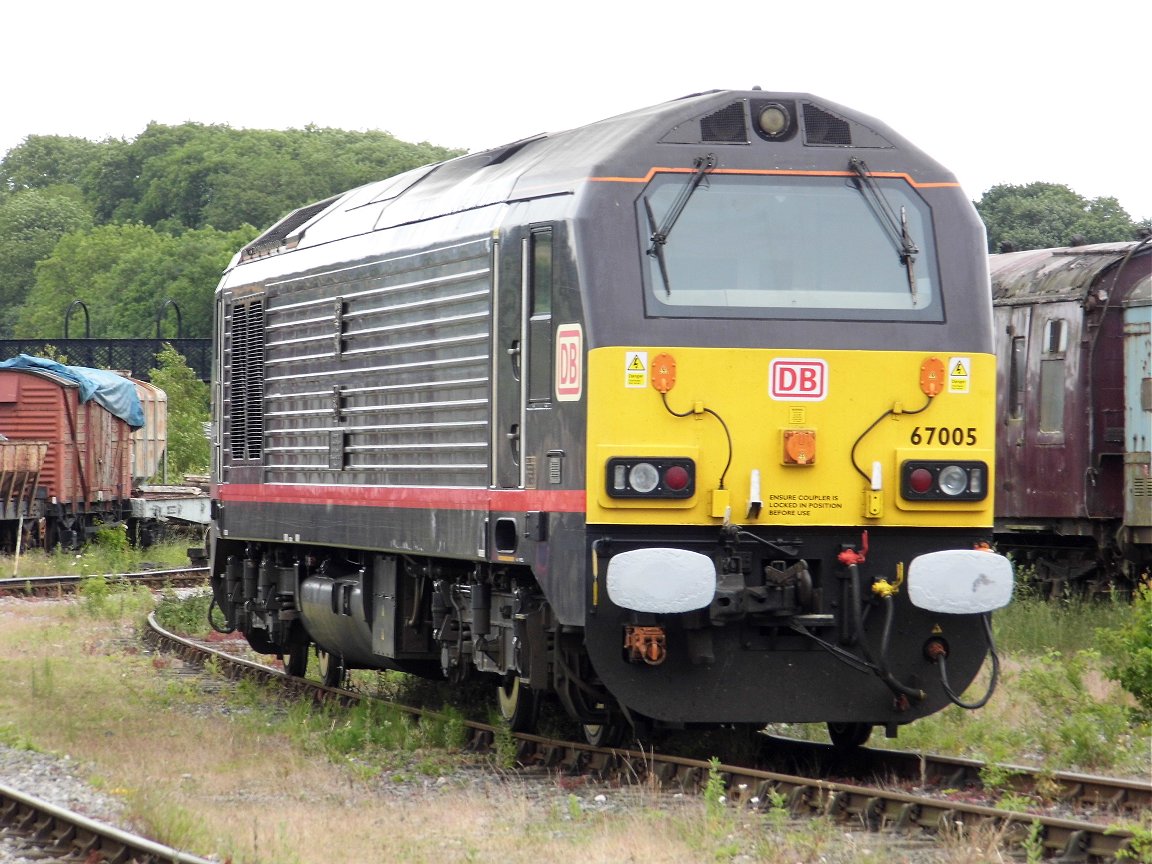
0, 439, 48, 552
0, 360, 139, 549
990, 239, 1152, 591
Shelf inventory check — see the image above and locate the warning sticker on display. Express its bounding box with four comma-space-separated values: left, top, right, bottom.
625, 351, 648, 388
948, 356, 971, 394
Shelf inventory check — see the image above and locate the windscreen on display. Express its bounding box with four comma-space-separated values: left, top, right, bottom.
639, 172, 941, 322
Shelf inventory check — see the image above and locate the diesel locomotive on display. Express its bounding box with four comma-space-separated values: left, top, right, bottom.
990, 238, 1151, 593
208, 89, 1014, 746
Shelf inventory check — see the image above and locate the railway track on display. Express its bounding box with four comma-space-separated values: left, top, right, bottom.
144, 613, 1149, 862
0, 566, 209, 598
0, 780, 214, 864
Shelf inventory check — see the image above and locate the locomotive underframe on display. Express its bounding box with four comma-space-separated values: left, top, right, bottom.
211, 521, 993, 731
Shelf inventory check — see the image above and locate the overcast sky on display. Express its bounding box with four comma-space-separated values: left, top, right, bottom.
4, 1, 1149, 222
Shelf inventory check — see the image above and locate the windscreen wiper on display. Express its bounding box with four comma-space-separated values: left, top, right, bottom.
849, 157, 919, 305
644, 153, 716, 295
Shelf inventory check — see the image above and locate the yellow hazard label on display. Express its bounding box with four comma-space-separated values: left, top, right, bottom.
625, 351, 648, 388
948, 356, 971, 394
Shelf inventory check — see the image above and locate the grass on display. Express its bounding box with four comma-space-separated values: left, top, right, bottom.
2, 574, 1150, 862
854, 589, 1152, 780
2, 536, 196, 580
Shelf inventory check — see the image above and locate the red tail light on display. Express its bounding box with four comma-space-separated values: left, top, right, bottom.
606, 458, 696, 499
900, 460, 987, 501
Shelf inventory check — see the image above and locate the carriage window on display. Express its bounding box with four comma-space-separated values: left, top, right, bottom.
1044, 319, 1067, 353
1038, 318, 1066, 433
1008, 336, 1026, 420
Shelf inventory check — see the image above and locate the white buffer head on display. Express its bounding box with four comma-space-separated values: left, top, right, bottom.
907, 549, 1014, 614
606, 547, 716, 614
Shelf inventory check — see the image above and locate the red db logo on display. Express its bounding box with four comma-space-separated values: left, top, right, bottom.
769, 359, 828, 401
555, 324, 583, 402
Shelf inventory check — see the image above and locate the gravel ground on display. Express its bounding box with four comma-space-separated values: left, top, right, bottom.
0, 743, 137, 863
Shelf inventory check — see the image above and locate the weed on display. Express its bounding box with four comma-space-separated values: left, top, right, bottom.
491, 712, 517, 769
1111, 814, 1152, 863
1097, 580, 1152, 721
75, 574, 153, 620
1022, 819, 1045, 864
0, 723, 38, 751
1018, 649, 1131, 769
702, 757, 728, 821
154, 589, 213, 634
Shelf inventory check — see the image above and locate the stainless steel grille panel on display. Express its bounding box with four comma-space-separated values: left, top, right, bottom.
259, 236, 493, 488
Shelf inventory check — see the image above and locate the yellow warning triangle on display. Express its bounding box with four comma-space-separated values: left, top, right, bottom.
951, 361, 968, 376
628, 354, 646, 371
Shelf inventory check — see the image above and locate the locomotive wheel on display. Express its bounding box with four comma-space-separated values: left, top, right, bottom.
282, 646, 309, 677
496, 674, 539, 732
581, 705, 628, 748
281, 629, 311, 678
317, 649, 345, 688
827, 722, 873, 750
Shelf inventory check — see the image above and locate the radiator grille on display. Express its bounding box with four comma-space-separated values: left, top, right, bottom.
227, 297, 266, 461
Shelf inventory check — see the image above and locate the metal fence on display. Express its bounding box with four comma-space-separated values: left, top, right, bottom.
0, 339, 211, 382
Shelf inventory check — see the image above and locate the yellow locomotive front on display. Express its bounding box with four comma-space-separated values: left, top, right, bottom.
570, 130, 1013, 742
587, 347, 995, 533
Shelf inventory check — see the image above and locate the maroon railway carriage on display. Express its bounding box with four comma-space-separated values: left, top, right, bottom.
990, 239, 1152, 591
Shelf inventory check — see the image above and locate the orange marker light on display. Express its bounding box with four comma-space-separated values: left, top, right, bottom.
651, 352, 677, 393
919, 357, 945, 396
783, 429, 816, 465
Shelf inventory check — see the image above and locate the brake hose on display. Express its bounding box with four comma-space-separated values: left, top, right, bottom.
930, 614, 1001, 710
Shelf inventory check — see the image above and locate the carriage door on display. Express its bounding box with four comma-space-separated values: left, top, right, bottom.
998, 305, 1032, 517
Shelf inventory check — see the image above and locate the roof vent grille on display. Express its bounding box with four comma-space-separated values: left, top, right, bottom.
700, 101, 748, 143
241, 195, 339, 260
802, 103, 852, 146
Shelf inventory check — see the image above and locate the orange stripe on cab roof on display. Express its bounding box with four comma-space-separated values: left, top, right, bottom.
588, 167, 959, 189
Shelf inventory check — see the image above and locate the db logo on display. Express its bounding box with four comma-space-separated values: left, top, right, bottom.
555, 324, 583, 402
769, 359, 828, 401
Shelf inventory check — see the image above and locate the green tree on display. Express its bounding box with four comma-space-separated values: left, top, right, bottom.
10, 222, 256, 339
0, 189, 93, 334
976, 182, 1140, 252
2, 124, 462, 234
148, 343, 210, 476
0, 134, 108, 195
115, 123, 461, 232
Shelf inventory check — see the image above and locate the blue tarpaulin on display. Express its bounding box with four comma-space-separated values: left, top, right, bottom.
0, 354, 145, 429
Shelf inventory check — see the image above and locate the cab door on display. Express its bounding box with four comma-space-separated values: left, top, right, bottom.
492, 227, 554, 490
492, 234, 525, 489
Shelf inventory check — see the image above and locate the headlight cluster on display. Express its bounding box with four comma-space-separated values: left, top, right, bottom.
606, 457, 695, 499
900, 460, 987, 501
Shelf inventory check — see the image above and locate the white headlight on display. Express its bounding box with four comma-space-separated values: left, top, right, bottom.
628, 462, 660, 494
937, 465, 968, 496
